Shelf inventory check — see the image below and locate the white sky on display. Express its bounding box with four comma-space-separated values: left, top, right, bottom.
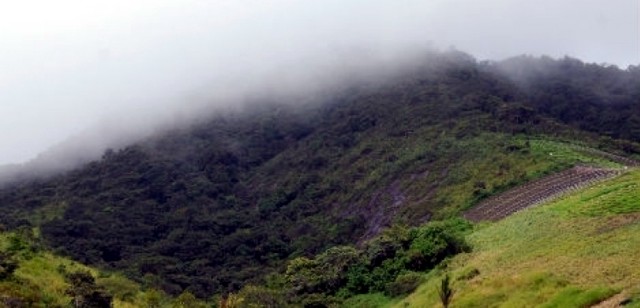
0, 0, 638, 165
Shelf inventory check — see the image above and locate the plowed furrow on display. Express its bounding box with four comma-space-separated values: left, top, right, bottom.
463, 166, 622, 222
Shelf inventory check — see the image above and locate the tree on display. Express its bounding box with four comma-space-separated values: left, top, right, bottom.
237, 285, 285, 307
143, 289, 164, 308
172, 291, 205, 308
407, 220, 470, 271
219, 293, 243, 308
0, 251, 18, 280
285, 246, 360, 294
438, 275, 454, 308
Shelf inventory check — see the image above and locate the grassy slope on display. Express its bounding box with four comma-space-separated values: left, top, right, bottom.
0, 232, 185, 308
395, 169, 640, 307
430, 138, 622, 218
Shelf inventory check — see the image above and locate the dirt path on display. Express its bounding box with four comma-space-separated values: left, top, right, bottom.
590, 293, 629, 308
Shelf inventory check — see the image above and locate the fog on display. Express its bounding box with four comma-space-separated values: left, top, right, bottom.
0, 0, 638, 173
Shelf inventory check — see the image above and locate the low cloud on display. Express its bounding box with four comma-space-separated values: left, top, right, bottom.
0, 0, 637, 178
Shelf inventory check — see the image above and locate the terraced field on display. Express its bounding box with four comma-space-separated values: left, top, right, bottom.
464, 166, 624, 222
399, 169, 640, 308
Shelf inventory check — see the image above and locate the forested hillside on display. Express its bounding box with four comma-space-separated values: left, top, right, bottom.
494, 56, 640, 142
0, 51, 638, 298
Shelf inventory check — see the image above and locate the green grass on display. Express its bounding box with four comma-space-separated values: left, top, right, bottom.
551, 172, 640, 217
341, 293, 398, 308
396, 169, 640, 307
0, 232, 184, 307
15, 253, 94, 307
540, 286, 618, 308
430, 136, 623, 218
527, 139, 622, 169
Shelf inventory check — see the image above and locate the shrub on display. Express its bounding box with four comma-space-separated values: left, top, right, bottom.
0, 282, 43, 307
172, 291, 205, 308
406, 220, 471, 271
285, 246, 359, 294
363, 225, 411, 268
96, 275, 140, 302
385, 272, 424, 297
456, 267, 480, 281
65, 270, 113, 308
368, 258, 406, 292
0, 252, 18, 280
237, 285, 285, 307
142, 289, 166, 308
344, 262, 373, 295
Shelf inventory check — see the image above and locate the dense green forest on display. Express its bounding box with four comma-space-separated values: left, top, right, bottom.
0, 51, 639, 301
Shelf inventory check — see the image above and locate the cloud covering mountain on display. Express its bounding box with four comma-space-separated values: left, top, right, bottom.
0, 0, 637, 166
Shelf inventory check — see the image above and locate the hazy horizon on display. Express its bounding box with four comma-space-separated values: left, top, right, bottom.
1, 0, 638, 165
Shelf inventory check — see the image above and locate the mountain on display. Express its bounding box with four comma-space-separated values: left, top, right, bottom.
0, 51, 638, 300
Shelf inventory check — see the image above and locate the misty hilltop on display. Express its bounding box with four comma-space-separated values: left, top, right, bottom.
2, 1, 637, 167
0, 51, 639, 303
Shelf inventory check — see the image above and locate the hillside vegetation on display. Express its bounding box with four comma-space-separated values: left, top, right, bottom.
0, 51, 639, 299
213, 149, 635, 307
396, 169, 640, 307
0, 229, 213, 307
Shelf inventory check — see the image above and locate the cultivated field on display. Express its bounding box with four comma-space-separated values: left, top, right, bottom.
398, 169, 640, 307
463, 166, 623, 222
